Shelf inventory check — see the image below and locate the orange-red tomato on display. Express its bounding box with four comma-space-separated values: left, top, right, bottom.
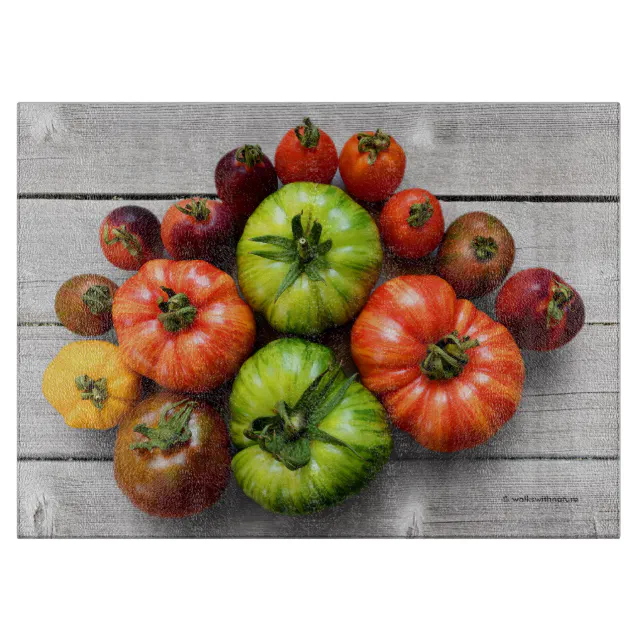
274, 117, 338, 185
112, 259, 256, 392
351, 275, 525, 452
339, 129, 406, 202
379, 189, 445, 259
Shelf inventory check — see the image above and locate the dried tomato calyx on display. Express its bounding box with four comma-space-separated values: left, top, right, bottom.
75, 375, 108, 410
82, 285, 112, 315
157, 286, 197, 332
249, 212, 333, 302
420, 331, 480, 380
235, 144, 264, 168
295, 117, 321, 149
407, 199, 434, 228
243, 365, 362, 471
471, 235, 499, 262
130, 399, 197, 451
102, 224, 143, 257
357, 129, 391, 165
175, 197, 211, 222
546, 279, 574, 328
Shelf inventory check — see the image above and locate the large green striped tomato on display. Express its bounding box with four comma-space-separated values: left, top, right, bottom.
236, 182, 382, 335
229, 338, 392, 514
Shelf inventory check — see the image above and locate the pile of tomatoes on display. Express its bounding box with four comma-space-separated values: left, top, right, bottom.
42, 116, 585, 519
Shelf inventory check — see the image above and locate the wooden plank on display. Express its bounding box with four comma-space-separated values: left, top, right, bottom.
17, 459, 619, 538
18, 200, 618, 324
18, 325, 619, 459
17, 103, 619, 196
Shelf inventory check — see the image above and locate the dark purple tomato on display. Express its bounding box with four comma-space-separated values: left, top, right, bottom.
100, 206, 164, 270
215, 145, 278, 222
161, 197, 234, 262
495, 268, 585, 351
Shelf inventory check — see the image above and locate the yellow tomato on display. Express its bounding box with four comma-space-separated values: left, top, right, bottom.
42, 341, 141, 429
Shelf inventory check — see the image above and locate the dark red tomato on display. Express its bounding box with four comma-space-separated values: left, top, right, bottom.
215, 144, 278, 221
339, 129, 406, 202
161, 197, 234, 262
274, 117, 339, 185
100, 206, 164, 271
114, 393, 231, 518
495, 268, 585, 351
55, 274, 118, 336
379, 189, 445, 259
436, 211, 515, 298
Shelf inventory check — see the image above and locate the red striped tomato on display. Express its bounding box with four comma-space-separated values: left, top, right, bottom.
113, 259, 256, 392
351, 275, 525, 452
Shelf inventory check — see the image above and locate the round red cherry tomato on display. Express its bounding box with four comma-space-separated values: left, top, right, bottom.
99, 206, 164, 271
495, 268, 585, 351
215, 144, 278, 221
339, 129, 406, 202
379, 189, 445, 259
274, 117, 339, 185
436, 211, 515, 298
351, 275, 525, 452
114, 393, 230, 518
161, 197, 234, 262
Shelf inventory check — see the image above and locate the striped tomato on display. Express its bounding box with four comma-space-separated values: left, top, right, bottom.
351, 275, 525, 452
113, 259, 256, 392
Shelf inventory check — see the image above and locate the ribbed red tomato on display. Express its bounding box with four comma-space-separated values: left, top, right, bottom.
351, 275, 525, 452
112, 259, 256, 392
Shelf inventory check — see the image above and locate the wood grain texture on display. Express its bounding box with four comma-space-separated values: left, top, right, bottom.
17, 103, 619, 195
18, 199, 618, 324
18, 459, 619, 538
18, 325, 618, 460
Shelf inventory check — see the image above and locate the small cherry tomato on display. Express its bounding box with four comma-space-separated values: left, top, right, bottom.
339, 129, 406, 202
495, 268, 585, 351
99, 206, 164, 271
436, 212, 515, 298
114, 393, 231, 518
215, 144, 278, 221
55, 274, 118, 336
274, 117, 339, 185
379, 189, 445, 259
161, 197, 234, 262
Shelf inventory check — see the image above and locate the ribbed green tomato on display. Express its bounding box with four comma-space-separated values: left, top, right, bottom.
229, 338, 392, 514
236, 182, 382, 335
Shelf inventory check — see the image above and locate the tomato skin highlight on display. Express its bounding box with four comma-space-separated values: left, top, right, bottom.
161, 198, 234, 262
275, 121, 338, 185
351, 275, 525, 452
215, 146, 278, 221
339, 130, 406, 202
495, 268, 585, 351
114, 393, 230, 518
99, 206, 164, 271
379, 189, 445, 259
436, 211, 515, 299
112, 259, 256, 392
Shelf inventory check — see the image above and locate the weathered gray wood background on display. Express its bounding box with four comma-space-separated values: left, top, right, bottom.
17, 103, 620, 537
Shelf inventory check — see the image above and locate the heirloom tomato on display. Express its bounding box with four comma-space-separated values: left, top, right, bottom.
339, 129, 406, 202
112, 259, 255, 392
229, 338, 392, 514
114, 393, 230, 518
161, 197, 234, 262
99, 206, 164, 271
274, 117, 339, 185
42, 340, 141, 429
237, 182, 382, 336
435, 211, 515, 298
351, 275, 525, 452
55, 274, 118, 336
495, 268, 585, 351
379, 189, 445, 259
